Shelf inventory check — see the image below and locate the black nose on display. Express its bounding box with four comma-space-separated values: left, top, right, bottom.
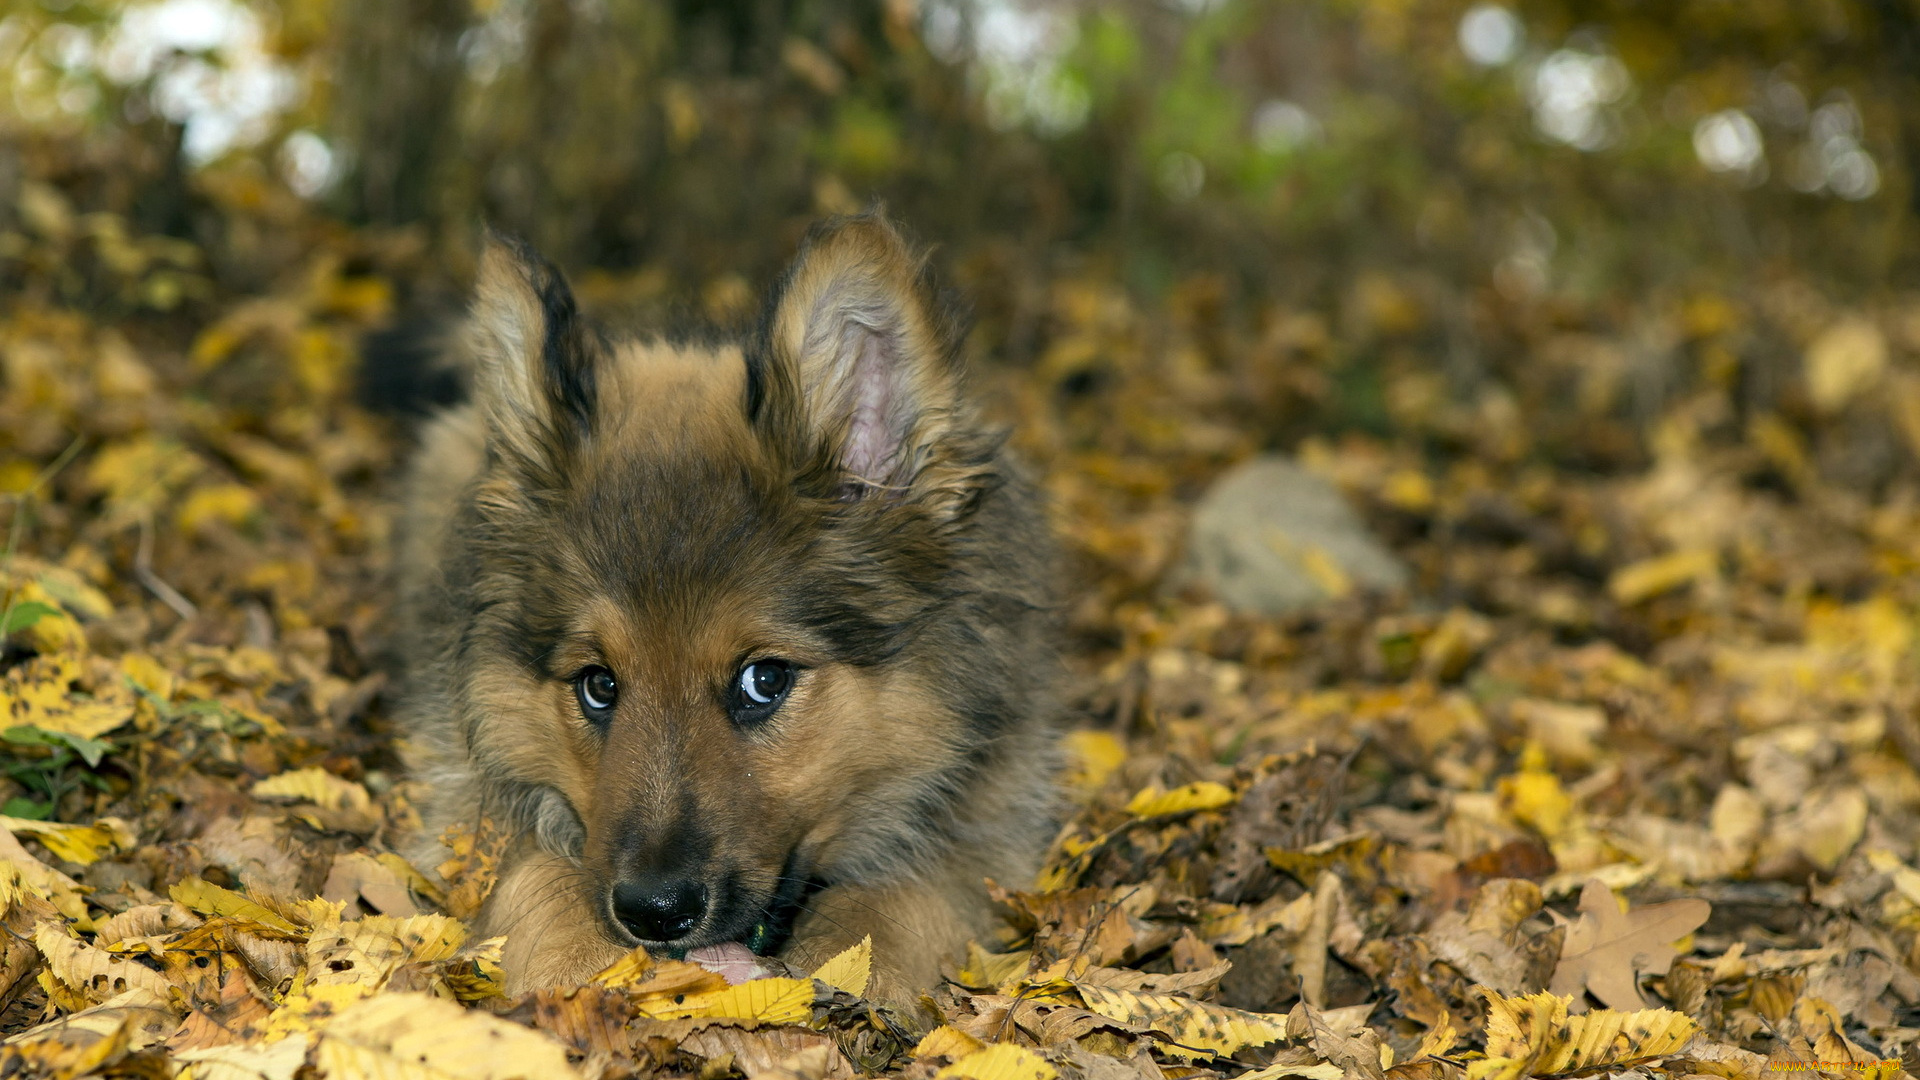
611, 876, 707, 942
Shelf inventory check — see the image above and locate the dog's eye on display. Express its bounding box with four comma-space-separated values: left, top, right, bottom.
575, 666, 618, 725
731, 660, 794, 723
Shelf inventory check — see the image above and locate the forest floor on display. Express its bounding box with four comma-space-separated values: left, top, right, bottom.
3, 176, 1920, 1080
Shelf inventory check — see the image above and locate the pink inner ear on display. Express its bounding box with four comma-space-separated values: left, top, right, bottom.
841, 324, 904, 484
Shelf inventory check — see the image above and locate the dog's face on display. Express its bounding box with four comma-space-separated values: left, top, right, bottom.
451, 219, 1002, 954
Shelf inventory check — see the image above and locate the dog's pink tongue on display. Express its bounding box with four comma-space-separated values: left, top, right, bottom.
687, 943, 767, 985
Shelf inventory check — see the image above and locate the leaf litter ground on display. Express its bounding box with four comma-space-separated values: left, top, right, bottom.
4, 188, 1920, 1080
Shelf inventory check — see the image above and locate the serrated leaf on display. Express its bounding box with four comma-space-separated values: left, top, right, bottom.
936, 1043, 1058, 1080
1468, 989, 1698, 1080
1125, 781, 1236, 818
636, 976, 815, 1025
1075, 982, 1289, 1059
34, 922, 174, 1003
811, 935, 871, 996
169, 877, 303, 935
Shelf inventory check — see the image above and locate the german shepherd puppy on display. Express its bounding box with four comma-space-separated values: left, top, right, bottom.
391, 214, 1059, 1007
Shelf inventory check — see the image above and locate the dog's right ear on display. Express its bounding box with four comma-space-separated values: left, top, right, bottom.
466, 235, 600, 489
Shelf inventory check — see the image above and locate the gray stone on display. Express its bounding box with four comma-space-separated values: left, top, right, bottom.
1178, 455, 1409, 616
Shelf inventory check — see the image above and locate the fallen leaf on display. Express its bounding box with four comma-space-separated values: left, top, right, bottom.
812, 935, 871, 996
1547, 879, 1710, 1010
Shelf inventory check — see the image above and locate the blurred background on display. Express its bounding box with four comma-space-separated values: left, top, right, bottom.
2, 0, 1920, 638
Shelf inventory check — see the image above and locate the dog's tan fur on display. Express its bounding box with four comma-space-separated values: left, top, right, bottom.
392, 215, 1060, 1006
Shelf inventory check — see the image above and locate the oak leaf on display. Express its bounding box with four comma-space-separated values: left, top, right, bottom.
1547, 878, 1709, 1010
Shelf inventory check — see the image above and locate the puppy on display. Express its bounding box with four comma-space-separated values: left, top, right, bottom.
390, 213, 1059, 1007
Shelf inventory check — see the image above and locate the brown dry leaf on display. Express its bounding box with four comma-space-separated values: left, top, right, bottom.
168, 965, 277, 1052
1424, 878, 1555, 994
510, 985, 632, 1058
436, 819, 509, 920
1547, 878, 1710, 1010
682, 1027, 856, 1080
321, 851, 422, 916
1287, 1002, 1386, 1080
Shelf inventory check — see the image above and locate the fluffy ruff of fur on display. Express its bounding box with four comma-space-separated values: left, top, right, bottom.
390, 214, 1060, 1007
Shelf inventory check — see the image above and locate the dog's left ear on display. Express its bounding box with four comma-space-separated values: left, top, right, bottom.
467, 234, 600, 491
752, 214, 983, 508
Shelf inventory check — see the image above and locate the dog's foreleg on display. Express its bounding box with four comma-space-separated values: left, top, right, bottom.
483, 843, 629, 994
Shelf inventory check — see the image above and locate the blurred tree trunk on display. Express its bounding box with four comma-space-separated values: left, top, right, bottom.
1865, 0, 1920, 227
331, 0, 473, 229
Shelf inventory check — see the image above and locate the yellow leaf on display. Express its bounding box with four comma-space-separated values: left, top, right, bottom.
263, 981, 372, 1040
591, 947, 656, 989
1806, 316, 1887, 413
2, 987, 177, 1072
952, 944, 1031, 990
312, 991, 582, 1080
1125, 781, 1236, 819
175, 483, 261, 536
1, 837, 89, 927
169, 878, 303, 935
936, 1043, 1058, 1080
1298, 545, 1352, 600
1075, 983, 1289, 1060
1, 654, 133, 739
1607, 549, 1717, 605
119, 653, 173, 702
636, 976, 815, 1025
84, 436, 203, 518
251, 767, 371, 813
1061, 730, 1126, 796
914, 1025, 987, 1060
305, 914, 467, 993
1468, 989, 1697, 1080
175, 1033, 311, 1080
1498, 762, 1575, 841
4, 581, 86, 655
35, 922, 174, 1003
0, 817, 133, 865
812, 935, 871, 997
1415, 1017, 1459, 1059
